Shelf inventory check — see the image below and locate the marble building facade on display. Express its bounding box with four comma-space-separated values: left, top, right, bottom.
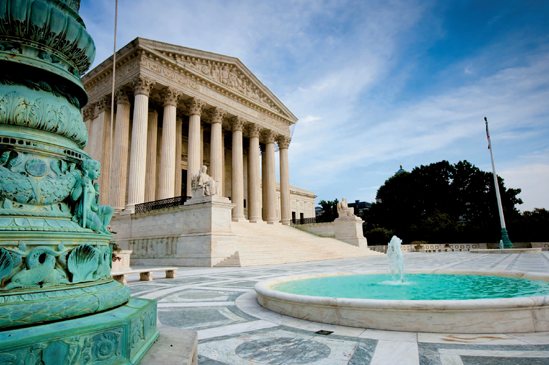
81, 38, 315, 224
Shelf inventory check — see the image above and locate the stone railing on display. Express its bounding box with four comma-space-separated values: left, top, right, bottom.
370, 243, 488, 253
135, 196, 189, 213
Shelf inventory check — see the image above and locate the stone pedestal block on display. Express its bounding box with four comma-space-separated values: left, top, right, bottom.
181, 196, 238, 266
110, 196, 240, 267
111, 250, 132, 272
334, 217, 367, 248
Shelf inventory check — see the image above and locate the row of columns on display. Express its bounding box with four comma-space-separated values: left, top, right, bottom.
84, 75, 292, 225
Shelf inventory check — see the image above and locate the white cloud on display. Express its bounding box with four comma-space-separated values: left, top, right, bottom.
500, 163, 549, 212
300, 115, 322, 125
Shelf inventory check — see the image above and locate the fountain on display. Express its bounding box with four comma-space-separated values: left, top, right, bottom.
387, 236, 404, 282
0, 1, 157, 363
255, 236, 549, 333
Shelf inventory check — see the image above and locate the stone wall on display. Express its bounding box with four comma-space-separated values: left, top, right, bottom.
293, 222, 335, 237
111, 196, 238, 267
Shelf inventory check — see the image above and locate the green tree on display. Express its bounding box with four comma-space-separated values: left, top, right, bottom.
363, 160, 523, 243
509, 208, 549, 242
364, 227, 395, 245
318, 199, 339, 222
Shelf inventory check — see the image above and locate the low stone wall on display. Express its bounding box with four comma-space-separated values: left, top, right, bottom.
532, 242, 549, 251
294, 220, 367, 248
370, 245, 414, 253
293, 222, 335, 237
111, 197, 238, 267
370, 243, 488, 253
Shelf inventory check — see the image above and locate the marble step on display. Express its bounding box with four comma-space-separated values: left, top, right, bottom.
232, 222, 381, 266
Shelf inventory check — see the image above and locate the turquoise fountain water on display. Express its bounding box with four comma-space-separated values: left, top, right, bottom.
273, 235, 549, 301
273, 273, 549, 300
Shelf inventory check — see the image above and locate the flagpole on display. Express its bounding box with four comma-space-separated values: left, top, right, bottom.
485, 117, 513, 248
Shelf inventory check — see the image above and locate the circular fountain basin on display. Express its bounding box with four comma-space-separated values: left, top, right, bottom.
254, 271, 549, 333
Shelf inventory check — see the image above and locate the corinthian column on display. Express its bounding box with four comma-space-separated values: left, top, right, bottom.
158, 87, 181, 200
175, 116, 183, 196
247, 129, 263, 221
186, 98, 206, 196
209, 107, 226, 188
277, 135, 291, 225
94, 96, 112, 206
231, 117, 246, 221
126, 75, 154, 212
264, 130, 277, 224
109, 87, 131, 211
82, 104, 94, 155
144, 108, 158, 202
261, 143, 267, 220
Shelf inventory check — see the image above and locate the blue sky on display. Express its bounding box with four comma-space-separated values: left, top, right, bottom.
81, 0, 549, 211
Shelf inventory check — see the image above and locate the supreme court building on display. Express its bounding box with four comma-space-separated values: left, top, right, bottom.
82, 38, 316, 224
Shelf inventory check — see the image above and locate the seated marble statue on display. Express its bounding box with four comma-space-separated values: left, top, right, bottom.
191, 165, 219, 198
337, 198, 355, 218
71, 159, 113, 234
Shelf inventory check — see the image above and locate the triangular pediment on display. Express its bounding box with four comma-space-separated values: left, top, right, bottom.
136, 38, 296, 122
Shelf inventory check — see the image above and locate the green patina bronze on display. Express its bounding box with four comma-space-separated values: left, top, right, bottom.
0, 1, 158, 363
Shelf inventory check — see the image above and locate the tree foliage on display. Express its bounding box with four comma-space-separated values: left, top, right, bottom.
317, 199, 339, 222
361, 160, 524, 243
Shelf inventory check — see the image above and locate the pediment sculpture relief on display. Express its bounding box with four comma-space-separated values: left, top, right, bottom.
171, 53, 282, 113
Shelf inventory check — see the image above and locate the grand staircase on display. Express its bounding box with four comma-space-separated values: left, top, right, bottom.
217, 222, 383, 267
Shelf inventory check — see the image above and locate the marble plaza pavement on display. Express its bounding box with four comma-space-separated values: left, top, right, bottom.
127, 252, 549, 365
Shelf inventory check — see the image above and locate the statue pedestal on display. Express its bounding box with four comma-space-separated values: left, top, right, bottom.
181, 196, 238, 266
334, 217, 368, 248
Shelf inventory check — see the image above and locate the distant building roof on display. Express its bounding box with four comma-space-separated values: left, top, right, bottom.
396, 164, 407, 175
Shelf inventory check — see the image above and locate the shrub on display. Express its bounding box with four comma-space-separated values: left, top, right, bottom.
365, 227, 395, 246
